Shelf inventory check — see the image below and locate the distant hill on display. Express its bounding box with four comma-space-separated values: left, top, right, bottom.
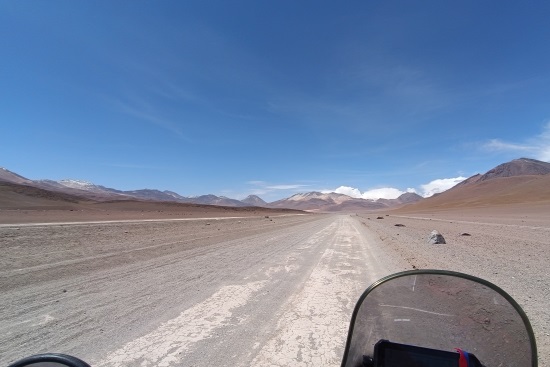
241, 195, 268, 207
480, 157, 550, 179
0, 167, 34, 185
0, 181, 89, 209
377, 192, 424, 206
456, 158, 550, 187
396, 158, 550, 212
0, 168, 254, 207
0, 166, 425, 211
269, 191, 422, 212
9, 158, 549, 213
184, 194, 248, 207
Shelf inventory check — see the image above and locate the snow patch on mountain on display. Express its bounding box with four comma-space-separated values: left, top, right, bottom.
58, 179, 97, 189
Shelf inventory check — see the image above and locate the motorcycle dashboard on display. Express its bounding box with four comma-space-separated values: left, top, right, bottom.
374, 340, 459, 367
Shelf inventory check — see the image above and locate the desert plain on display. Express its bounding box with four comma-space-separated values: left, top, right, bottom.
1, 200, 549, 366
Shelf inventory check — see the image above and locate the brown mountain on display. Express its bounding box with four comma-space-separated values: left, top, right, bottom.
0, 167, 34, 185
377, 192, 423, 206
396, 158, 550, 212
0, 181, 90, 209
269, 191, 422, 212
241, 195, 268, 207
480, 157, 550, 178
456, 158, 550, 187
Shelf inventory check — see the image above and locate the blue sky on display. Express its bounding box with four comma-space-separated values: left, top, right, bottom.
2, 1, 550, 201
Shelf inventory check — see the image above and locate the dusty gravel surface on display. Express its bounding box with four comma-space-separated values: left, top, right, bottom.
1, 214, 409, 366
1, 210, 547, 366
356, 210, 549, 366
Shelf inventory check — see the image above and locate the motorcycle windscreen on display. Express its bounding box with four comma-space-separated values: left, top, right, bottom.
341, 271, 537, 367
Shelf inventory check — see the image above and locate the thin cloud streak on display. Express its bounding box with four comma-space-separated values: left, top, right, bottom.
245, 181, 313, 201
266, 184, 310, 190
116, 101, 191, 141
482, 122, 550, 161
103, 163, 176, 170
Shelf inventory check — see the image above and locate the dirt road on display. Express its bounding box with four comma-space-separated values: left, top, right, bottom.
1, 213, 547, 366
0, 214, 408, 366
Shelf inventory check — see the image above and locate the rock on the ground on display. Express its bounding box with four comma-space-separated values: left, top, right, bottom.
427, 230, 446, 244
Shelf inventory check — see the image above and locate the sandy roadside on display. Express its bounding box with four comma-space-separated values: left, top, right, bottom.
0, 206, 303, 224
354, 210, 549, 366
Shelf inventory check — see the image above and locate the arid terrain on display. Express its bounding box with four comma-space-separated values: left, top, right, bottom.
1, 200, 548, 366
367, 205, 550, 364
1, 159, 549, 366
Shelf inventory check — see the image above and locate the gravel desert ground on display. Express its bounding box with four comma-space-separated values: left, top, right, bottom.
362, 205, 550, 366
1, 205, 548, 366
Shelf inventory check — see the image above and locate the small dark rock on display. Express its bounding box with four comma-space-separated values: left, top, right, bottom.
460, 233, 471, 236
376, 216, 384, 219
394, 224, 406, 227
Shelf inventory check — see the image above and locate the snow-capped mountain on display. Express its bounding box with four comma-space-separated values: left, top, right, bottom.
269, 191, 418, 211
270, 192, 359, 210
286, 192, 359, 204
34, 179, 130, 199
58, 179, 96, 189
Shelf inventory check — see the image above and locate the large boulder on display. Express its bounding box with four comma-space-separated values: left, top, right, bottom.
427, 230, 446, 244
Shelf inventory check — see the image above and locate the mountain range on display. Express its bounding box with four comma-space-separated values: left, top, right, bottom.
1, 158, 549, 212
0, 167, 422, 210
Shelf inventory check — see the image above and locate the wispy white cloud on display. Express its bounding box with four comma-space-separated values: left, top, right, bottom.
363, 187, 416, 200
116, 100, 191, 141
419, 176, 467, 198
247, 181, 310, 191
482, 122, 550, 161
266, 184, 309, 190
330, 186, 363, 198
323, 185, 417, 200
323, 176, 468, 200
103, 163, 176, 170
246, 180, 267, 186
484, 139, 532, 152
245, 181, 312, 201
